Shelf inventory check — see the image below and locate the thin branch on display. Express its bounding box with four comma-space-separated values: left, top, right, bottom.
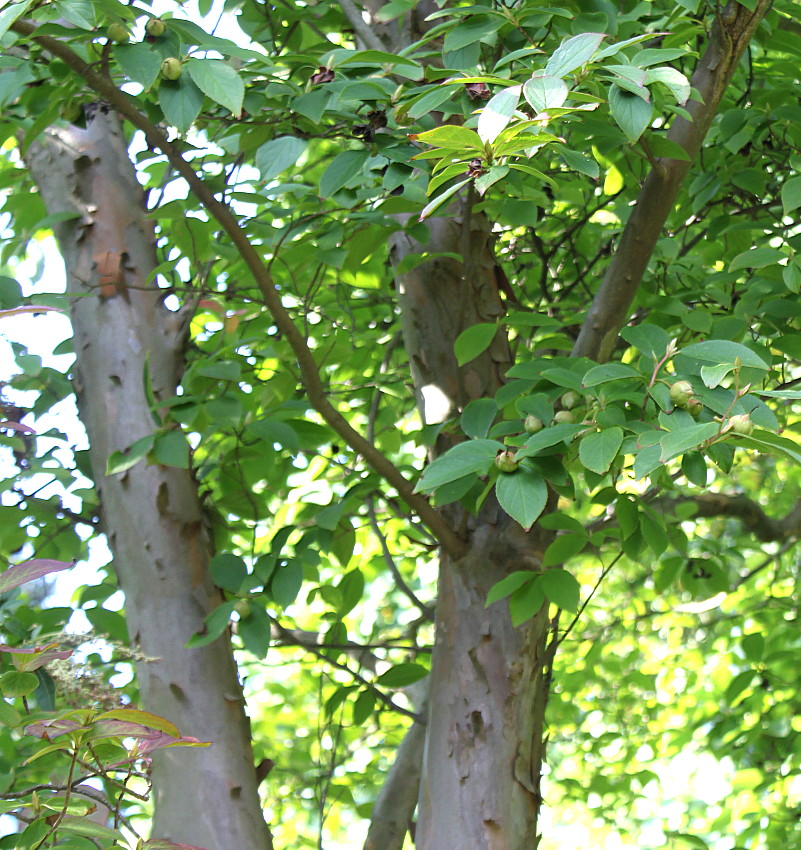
337, 0, 386, 51
270, 618, 424, 723
367, 498, 435, 621
556, 552, 622, 649
11, 19, 466, 561
675, 492, 801, 542
571, 0, 772, 363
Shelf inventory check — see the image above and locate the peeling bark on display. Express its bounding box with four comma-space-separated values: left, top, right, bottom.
24, 109, 271, 850
390, 205, 557, 849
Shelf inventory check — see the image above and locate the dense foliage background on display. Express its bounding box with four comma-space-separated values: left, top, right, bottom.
0, 0, 799, 847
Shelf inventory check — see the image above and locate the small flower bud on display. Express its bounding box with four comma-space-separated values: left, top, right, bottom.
728, 413, 754, 435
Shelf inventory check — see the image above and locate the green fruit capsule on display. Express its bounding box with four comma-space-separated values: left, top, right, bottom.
494, 451, 519, 473
146, 17, 167, 37
669, 380, 694, 408
160, 57, 183, 81
524, 415, 544, 434
553, 410, 575, 425
686, 398, 703, 417
560, 390, 581, 410
107, 22, 130, 43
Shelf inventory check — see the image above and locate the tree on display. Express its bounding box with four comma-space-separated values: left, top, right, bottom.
0, 0, 799, 848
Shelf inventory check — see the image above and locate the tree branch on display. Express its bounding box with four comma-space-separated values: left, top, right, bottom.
11, 19, 466, 561
363, 682, 427, 850
678, 491, 801, 543
337, 0, 386, 51
571, 0, 772, 363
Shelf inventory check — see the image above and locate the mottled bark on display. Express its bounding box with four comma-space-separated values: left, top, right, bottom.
24, 109, 271, 850
390, 204, 557, 849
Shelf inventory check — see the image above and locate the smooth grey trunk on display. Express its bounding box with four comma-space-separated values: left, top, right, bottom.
24, 109, 272, 850
389, 205, 557, 849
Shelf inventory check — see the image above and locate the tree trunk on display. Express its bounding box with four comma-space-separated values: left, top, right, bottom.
390, 202, 557, 849
24, 108, 271, 850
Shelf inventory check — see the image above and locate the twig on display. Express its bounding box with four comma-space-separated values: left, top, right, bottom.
270, 618, 425, 722
366, 497, 435, 621
556, 551, 623, 649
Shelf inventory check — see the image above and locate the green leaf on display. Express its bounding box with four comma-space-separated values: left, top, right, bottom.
238, 606, 271, 658
337, 568, 364, 616
677, 340, 769, 371
681, 451, 707, 486
620, 323, 670, 358
58, 816, 126, 841
106, 434, 154, 475
0, 699, 20, 727
415, 440, 502, 492
509, 575, 545, 626
558, 147, 599, 177
540, 568, 580, 612
495, 467, 548, 529
0, 670, 38, 698
159, 76, 205, 133
523, 73, 568, 113
335, 49, 422, 70
412, 125, 485, 152
541, 534, 587, 569
645, 66, 691, 104
486, 571, 535, 606
113, 43, 162, 89
781, 175, 801, 216
319, 150, 368, 197
734, 429, 801, 467
210, 553, 248, 593
419, 178, 472, 220
57, 0, 95, 29
351, 688, 375, 724
153, 430, 190, 469
545, 32, 606, 78
609, 84, 652, 142
478, 85, 521, 144
579, 427, 623, 474
518, 423, 585, 458
454, 323, 497, 366
728, 246, 785, 273
271, 560, 304, 607
659, 422, 720, 463
582, 363, 641, 387
443, 15, 501, 52
376, 663, 429, 687
0, 0, 33, 41
700, 362, 733, 389
256, 136, 308, 181
461, 398, 498, 439
186, 58, 244, 116
186, 602, 236, 648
